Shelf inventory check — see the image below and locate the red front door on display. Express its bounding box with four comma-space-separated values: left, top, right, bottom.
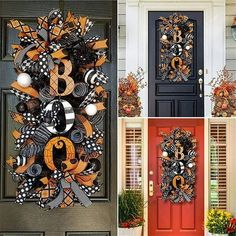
148, 119, 204, 236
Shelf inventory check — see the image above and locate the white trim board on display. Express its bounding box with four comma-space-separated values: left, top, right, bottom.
126, 0, 226, 117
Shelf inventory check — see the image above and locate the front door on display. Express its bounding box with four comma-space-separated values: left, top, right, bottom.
0, 1, 117, 236
148, 11, 204, 117
148, 119, 204, 236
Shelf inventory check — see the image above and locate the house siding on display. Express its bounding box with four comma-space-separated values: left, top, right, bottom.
118, 0, 126, 78
226, 0, 236, 77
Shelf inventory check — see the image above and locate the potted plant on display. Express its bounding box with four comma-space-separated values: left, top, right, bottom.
118, 190, 145, 236
228, 218, 236, 235
206, 209, 236, 236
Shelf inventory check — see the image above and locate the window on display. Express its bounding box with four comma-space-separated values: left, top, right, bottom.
210, 123, 227, 210
124, 124, 142, 190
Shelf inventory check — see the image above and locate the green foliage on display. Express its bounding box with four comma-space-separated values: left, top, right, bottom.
119, 190, 144, 227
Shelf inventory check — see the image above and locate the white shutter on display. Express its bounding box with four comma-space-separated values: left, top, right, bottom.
210, 123, 227, 210
125, 127, 142, 190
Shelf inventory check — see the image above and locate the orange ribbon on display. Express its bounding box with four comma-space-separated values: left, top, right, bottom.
76, 114, 93, 137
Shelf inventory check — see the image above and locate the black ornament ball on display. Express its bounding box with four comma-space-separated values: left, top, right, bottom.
16, 102, 28, 113
27, 99, 41, 115
87, 158, 101, 172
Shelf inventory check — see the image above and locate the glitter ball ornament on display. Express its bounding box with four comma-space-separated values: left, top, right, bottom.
162, 151, 168, 157
17, 73, 32, 87
85, 104, 98, 116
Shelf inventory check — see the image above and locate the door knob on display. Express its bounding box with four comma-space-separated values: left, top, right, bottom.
198, 69, 203, 76
198, 78, 203, 98
149, 180, 154, 196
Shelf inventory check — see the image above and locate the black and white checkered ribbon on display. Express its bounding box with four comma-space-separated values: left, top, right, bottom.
11, 88, 32, 101
79, 89, 96, 108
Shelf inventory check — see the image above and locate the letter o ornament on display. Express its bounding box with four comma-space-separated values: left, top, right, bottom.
171, 57, 183, 69
44, 136, 75, 171
172, 175, 185, 189
44, 99, 75, 134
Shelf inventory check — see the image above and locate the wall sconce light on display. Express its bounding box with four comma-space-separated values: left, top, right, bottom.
231, 17, 236, 41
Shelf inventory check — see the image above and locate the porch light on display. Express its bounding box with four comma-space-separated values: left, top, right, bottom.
231, 17, 236, 41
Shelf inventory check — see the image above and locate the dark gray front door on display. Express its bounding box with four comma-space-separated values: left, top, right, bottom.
0, 1, 117, 236
148, 11, 204, 117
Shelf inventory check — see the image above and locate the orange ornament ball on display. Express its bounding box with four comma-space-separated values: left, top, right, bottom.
125, 108, 131, 113
222, 103, 228, 109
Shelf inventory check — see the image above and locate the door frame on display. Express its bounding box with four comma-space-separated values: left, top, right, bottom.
126, 0, 225, 117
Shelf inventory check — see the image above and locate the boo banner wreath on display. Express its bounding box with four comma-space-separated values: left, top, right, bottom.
6, 9, 109, 209
160, 128, 197, 203
159, 13, 193, 82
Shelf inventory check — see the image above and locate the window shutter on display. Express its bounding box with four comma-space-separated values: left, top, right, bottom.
125, 127, 142, 190
210, 123, 227, 210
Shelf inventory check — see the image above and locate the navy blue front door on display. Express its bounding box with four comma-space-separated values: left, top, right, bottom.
148, 11, 204, 117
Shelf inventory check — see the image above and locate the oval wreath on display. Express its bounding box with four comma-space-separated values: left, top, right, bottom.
159, 13, 194, 82
6, 9, 109, 209
160, 128, 197, 203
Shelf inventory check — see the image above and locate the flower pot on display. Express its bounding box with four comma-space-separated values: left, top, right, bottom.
211, 234, 228, 236
118, 226, 143, 236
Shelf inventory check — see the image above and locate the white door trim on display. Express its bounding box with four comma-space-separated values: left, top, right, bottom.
126, 0, 226, 117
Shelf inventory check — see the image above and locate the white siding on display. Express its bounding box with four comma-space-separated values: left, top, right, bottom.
226, 0, 236, 77
118, 0, 126, 78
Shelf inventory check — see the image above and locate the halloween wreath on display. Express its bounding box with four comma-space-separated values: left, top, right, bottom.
160, 128, 197, 203
6, 9, 109, 209
210, 68, 236, 117
118, 67, 146, 117
159, 13, 193, 82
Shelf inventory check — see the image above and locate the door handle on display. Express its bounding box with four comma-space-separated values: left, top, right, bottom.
149, 180, 154, 196
198, 78, 203, 98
